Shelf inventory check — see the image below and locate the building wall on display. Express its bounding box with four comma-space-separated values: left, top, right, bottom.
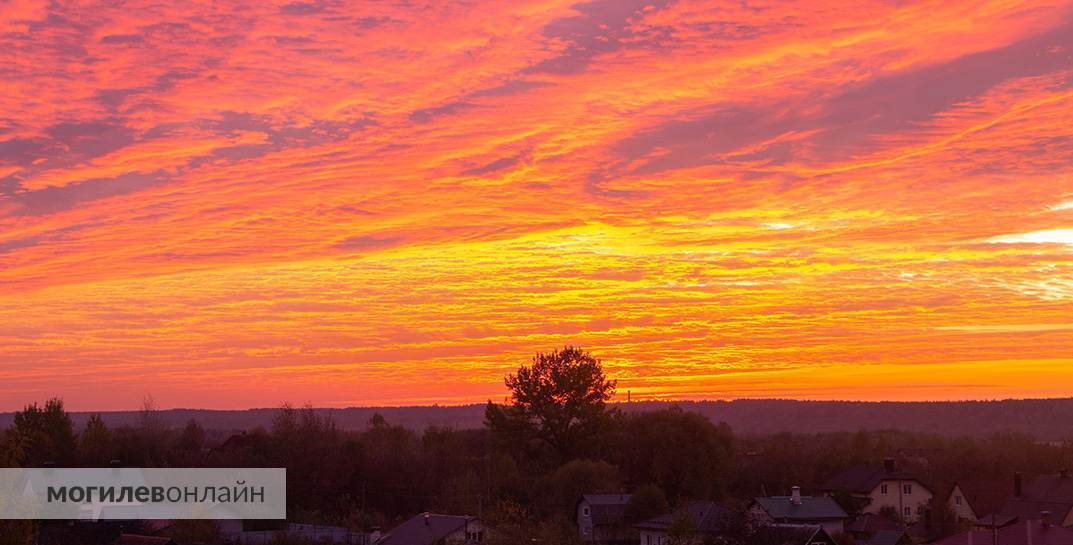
639, 530, 669, 545
577, 499, 594, 540
864, 479, 933, 522
946, 485, 977, 522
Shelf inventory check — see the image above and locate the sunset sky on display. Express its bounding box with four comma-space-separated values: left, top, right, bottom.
2, 0, 1073, 410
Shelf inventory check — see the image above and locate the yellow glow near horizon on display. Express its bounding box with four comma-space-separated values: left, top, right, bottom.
1, 0, 1072, 410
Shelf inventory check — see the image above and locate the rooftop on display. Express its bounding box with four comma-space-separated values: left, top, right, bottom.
377, 513, 476, 545
932, 519, 1073, 545
821, 463, 929, 494
753, 495, 849, 521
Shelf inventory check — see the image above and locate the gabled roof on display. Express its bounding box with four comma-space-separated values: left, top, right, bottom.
750, 524, 832, 545
580, 494, 632, 526
1023, 474, 1073, 501
635, 501, 732, 534
997, 498, 1073, 523
821, 464, 929, 494
377, 513, 475, 545
931, 519, 1073, 545
975, 514, 1018, 528
753, 496, 849, 521
846, 512, 905, 534
857, 529, 907, 545
996, 473, 1073, 522
942, 482, 1008, 519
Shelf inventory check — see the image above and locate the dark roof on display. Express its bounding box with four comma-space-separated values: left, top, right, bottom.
753, 496, 849, 521
377, 513, 475, 545
635, 501, 732, 534
997, 473, 1073, 522
931, 520, 1073, 545
943, 482, 1008, 519
112, 536, 176, 545
857, 530, 907, 545
1023, 474, 1073, 501
976, 514, 1018, 528
998, 498, 1073, 522
750, 524, 833, 545
581, 494, 632, 526
821, 464, 929, 494
846, 512, 905, 534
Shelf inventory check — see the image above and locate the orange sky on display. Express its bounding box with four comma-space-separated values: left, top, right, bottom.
2, 0, 1072, 410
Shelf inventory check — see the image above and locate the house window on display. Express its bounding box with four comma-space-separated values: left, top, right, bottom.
903, 484, 912, 495
583, 507, 590, 516
904, 507, 912, 517
955, 495, 962, 506
880, 484, 888, 495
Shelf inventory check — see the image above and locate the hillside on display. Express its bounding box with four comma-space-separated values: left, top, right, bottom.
3, 398, 1073, 440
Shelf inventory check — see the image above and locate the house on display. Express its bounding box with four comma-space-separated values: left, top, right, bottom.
994, 470, 1073, 526
635, 500, 732, 545
376, 513, 486, 545
931, 517, 1073, 545
749, 487, 850, 536
938, 482, 1007, 524
748, 524, 835, 545
577, 494, 634, 545
820, 458, 933, 522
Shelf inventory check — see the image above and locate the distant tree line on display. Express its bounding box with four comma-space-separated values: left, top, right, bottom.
2, 347, 1073, 545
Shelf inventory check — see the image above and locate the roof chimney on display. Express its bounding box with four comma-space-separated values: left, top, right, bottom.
1042, 511, 1052, 528
884, 458, 896, 473
424, 512, 430, 526
1015, 472, 1023, 497
791, 486, 802, 505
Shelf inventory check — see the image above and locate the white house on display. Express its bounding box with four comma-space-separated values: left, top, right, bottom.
820, 459, 932, 522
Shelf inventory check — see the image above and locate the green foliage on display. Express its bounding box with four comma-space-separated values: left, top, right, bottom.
484, 513, 582, 545
6, 398, 77, 466
625, 484, 669, 524
165, 519, 221, 542
617, 407, 734, 502
667, 508, 699, 545
0, 521, 35, 545
176, 418, 205, 451
80, 414, 112, 466
486, 346, 617, 465
539, 459, 621, 516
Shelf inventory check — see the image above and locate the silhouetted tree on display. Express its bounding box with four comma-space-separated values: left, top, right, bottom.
625, 483, 669, 524
666, 508, 699, 545
485, 346, 617, 465
617, 407, 733, 502
176, 418, 205, 451
539, 458, 621, 516
80, 414, 112, 466
6, 398, 77, 466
